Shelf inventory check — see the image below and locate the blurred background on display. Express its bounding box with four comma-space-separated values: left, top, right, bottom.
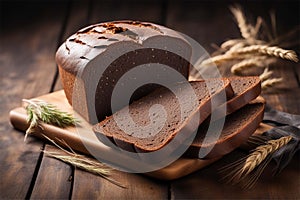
1, 0, 299, 54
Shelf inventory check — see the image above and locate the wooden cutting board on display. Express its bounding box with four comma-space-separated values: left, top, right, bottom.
9, 90, 272, 180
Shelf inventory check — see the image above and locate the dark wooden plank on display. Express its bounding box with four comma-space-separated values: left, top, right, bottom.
30, 0, 90, 198
0, 2, 68, 198
262, 89, 300, 114
171, 149, 300, 199
30, 146, 73, 199
73, 169, 168, 199
69, 1, 169, 199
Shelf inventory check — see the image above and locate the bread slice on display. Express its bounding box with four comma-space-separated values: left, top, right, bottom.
199, 76, 261, 121
93, 78, 234, 152
184, 97, 265, 159
226, 76, 261, 115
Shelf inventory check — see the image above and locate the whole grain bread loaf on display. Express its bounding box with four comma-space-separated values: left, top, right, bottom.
184, 97, 265, 159
56, 20, 193, 123
93, 78, 234, 152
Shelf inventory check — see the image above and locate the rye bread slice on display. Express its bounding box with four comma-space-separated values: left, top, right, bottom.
184, 97, 265, 159
226, 76, 261, 115
93, 78, 234, 152
204, 76, 261, 120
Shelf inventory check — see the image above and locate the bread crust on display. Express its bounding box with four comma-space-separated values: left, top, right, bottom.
56, 21, 193, 122
185, 98, 265, 159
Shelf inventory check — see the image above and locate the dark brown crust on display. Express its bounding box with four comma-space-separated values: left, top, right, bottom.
56, 20, 185, 74
184, 99, 265, 159
56, 20, 192, 122
58, 66, 75, 106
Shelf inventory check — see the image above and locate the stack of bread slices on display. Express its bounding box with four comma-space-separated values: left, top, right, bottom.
56, 20, 265, 161
93, 76, 264, 159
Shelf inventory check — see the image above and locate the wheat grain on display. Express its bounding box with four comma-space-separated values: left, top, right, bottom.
201, 53, 254, 66
44, 151, 127, 188
220, 136, 292, 188
45, 151, 110, 174
241, 136, 292, 176
259, 67, 273, 81
228, 42, 247, 53
253, 17, 263, 37
261, 77, 283, 90
230, 6, 253, 39
221, 38, 265, 50
221, 39, 245, 49
231, 57, 264, 74
231, 45, 299, 62
40, 134, 127, 188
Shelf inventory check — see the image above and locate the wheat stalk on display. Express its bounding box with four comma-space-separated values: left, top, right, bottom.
261, 77, 283, 90
41, 134, 127, 188
44, 151, 126, 188
201, 53, 254, 66
231, 45, 299, 62
259, 67, 273, 81
231, 57, 266, 74
227, 42, 248, 53
230, 6, 254, 40
241, 136, 292, 176
23, 99, 79, 141
22, 100, 126, 188
203, 5, 298, 92
220, 136, 292, 189
253, 16, 263, 37
221, 39, 245, 50
45, 151, 111, 175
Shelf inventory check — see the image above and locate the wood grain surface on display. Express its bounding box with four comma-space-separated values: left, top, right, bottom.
0, 2, 69, 198
1, 0, 299, 199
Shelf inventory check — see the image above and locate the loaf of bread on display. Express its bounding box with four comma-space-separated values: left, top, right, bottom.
56, 20, 193, 123
93, 78, 234, 152
184, 97, 265, 159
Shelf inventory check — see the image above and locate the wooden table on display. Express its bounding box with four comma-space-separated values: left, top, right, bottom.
1, 0, 299, 199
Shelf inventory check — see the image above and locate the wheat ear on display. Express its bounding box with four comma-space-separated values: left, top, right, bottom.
44, 151, 127, 188
231, 57, 266, 74
201, 53, 253, 66
259, 67, 273, 81
261, 77, 283, 90
220, 136, 292, 189
231, 45, 299, 62
230, 6, 253, 39
221, 39, 244, 50
241, 136, 292, 176
42, 134, 127, 188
